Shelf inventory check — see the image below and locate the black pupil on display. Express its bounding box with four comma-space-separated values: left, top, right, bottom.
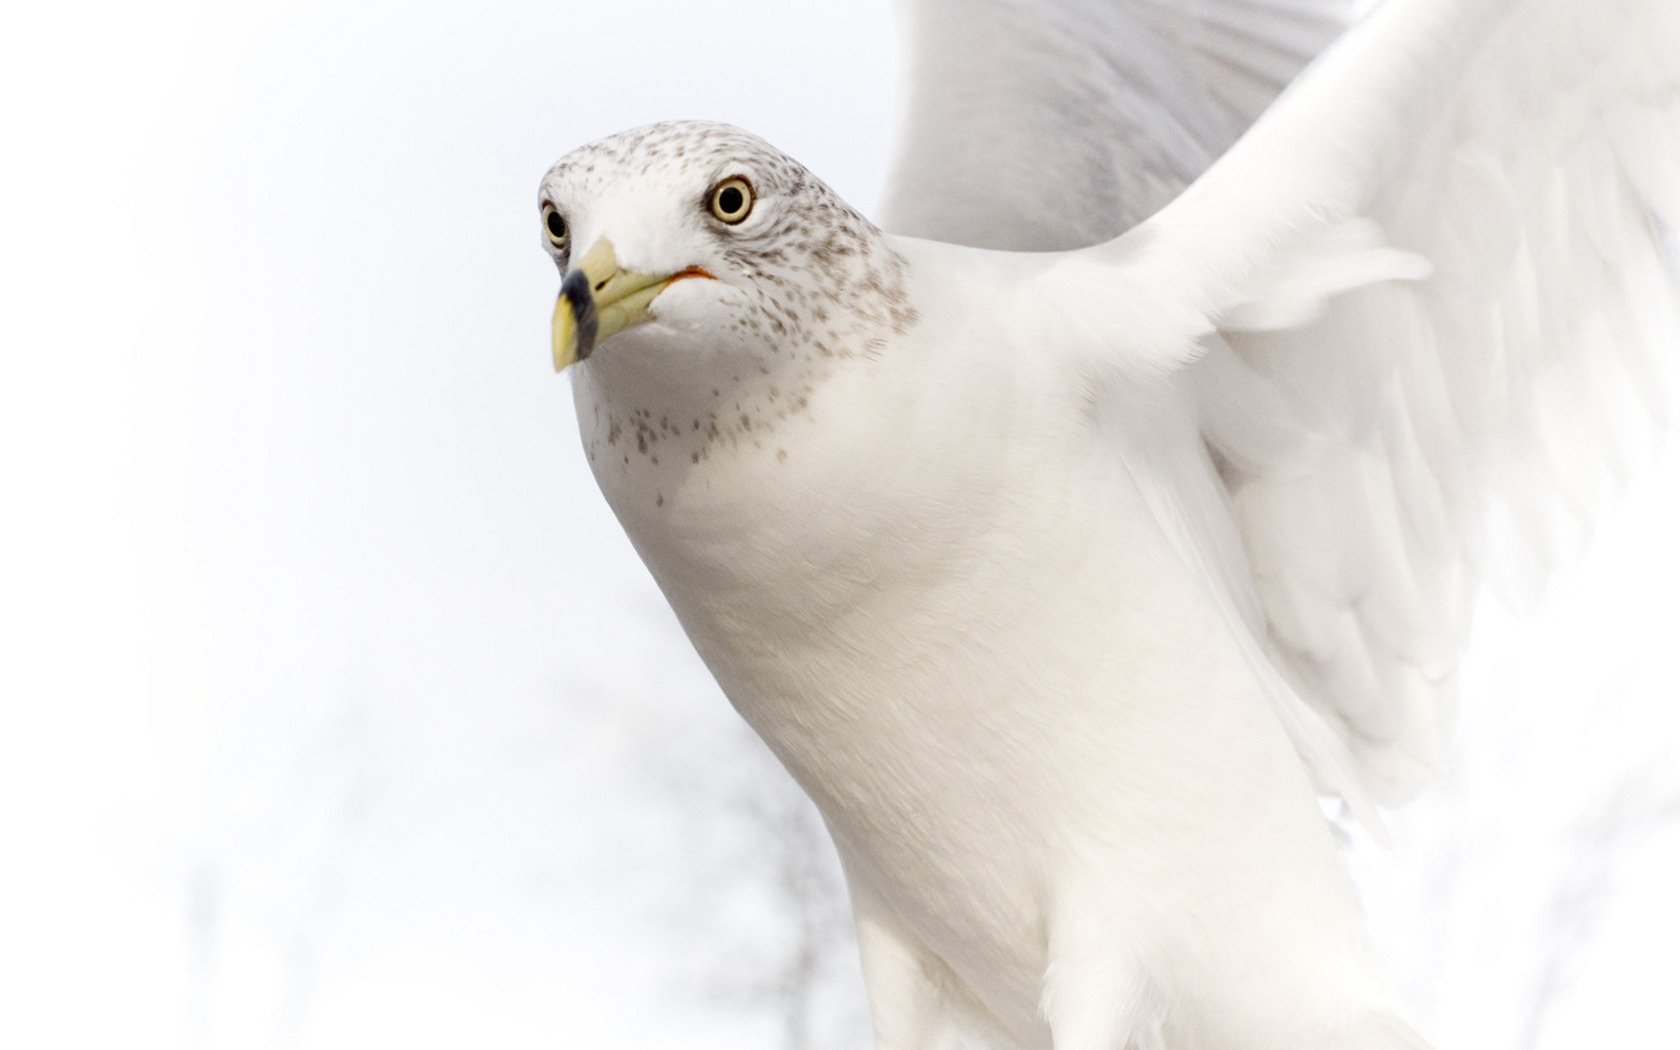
546, 209, 567, 240
718, 185, 744, 216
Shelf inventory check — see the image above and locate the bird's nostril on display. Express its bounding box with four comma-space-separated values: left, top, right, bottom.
595, 278, 608, 292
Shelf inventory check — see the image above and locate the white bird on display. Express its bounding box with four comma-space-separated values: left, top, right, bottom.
536, 0, 1680, 1046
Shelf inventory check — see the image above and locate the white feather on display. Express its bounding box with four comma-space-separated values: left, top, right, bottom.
1091, 0, 1680, 803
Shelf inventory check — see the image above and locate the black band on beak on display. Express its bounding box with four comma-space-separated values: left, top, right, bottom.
561, 268, 600, 362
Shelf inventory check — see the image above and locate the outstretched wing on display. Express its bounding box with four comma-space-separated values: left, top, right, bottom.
880, 0, 1355, 250
1093, 0, 1680, 805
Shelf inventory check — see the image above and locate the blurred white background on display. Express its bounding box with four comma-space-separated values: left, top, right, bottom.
1, 2, 1675, 1048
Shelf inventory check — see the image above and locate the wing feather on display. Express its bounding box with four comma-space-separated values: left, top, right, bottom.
1102, 0, 1680, 803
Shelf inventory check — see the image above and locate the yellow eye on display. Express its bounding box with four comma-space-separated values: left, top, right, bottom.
541, 201, 569, 250
708, 176, 754, 225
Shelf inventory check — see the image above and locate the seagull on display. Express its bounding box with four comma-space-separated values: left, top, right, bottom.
537, 0, 1679, 1046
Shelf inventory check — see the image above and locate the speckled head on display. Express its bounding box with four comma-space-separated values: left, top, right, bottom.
537, 121, 917, 386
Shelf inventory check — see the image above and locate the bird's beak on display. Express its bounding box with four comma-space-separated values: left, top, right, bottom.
551, 237, 714, 371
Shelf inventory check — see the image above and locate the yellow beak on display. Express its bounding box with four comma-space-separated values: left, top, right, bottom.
551, 238, 713, 371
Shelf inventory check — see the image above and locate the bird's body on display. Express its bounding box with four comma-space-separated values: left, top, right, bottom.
539, 0, 1680, 1044
577, 237, 1402, 1046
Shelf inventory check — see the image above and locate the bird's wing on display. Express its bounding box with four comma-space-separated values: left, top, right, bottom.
880, 0, 1356, 250
1072, 0, 1680, 807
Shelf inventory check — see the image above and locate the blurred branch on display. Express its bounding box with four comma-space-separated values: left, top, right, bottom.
1514, 765, 1680, 1050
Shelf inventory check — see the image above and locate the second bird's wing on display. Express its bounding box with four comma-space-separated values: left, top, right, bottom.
880, 0, 1354, 250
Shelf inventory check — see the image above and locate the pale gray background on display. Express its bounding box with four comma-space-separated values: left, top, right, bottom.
2, 2, 1677, 1047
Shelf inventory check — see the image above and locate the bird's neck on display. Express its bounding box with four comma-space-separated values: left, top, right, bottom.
572, 244, 1047, 642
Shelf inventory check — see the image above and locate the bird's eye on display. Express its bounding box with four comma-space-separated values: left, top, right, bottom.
708, 176, 754, 225
541, 202, 569, 250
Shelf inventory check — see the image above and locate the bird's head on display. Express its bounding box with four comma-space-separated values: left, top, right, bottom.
537, 122, 917, 382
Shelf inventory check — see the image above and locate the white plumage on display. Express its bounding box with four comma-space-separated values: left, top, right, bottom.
537, 0, 1680, 1046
